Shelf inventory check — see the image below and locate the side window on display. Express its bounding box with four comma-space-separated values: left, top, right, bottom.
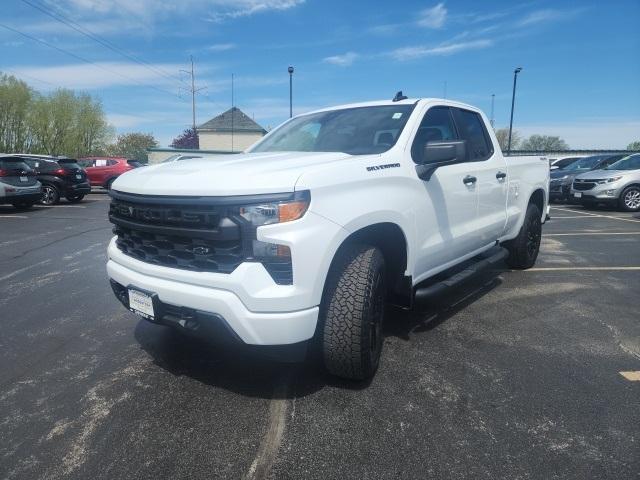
452, 108, 494, 161
411, 106, 458, 164
107, 160, 118, 166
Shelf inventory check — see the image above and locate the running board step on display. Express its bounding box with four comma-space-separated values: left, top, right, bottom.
414, 246, 508, 303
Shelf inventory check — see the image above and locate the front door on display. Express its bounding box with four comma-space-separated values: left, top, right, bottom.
410, 106, 480, 282
451, 107, 508, 243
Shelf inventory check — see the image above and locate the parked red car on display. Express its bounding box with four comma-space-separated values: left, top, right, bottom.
78, 157, 142, 189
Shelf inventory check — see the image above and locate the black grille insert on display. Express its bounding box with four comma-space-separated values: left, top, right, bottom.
108, 191, 294, 284
573, 180, 596, 191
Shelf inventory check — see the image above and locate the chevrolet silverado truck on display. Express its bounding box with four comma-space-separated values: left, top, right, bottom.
106, 96, 549, 380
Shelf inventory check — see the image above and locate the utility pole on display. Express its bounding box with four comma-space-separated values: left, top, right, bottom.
231, 73, 234, 153
490, 93, 495, 128
507, 67, 522, 155
288, 66, 294, 118
179, 55, 207, 131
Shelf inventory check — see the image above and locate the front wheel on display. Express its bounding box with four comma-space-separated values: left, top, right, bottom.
320, 244, 385, 381
504, 203, 542, 269
619, 185, 640, 212
41, 184, 60, 205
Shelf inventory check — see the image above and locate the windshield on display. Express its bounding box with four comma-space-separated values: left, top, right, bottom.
251, 105, 416, 155
604, 154, 640, 171
564, 156, 604, 170
58, 159, 82, 170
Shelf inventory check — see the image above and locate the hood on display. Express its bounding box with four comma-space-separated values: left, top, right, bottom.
550, 169, 582, 181
574, 169, 625, 180
112, 151, 352, 196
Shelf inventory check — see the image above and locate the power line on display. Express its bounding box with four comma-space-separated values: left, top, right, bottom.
19, 0, 181, 84
0, 23, 179, 97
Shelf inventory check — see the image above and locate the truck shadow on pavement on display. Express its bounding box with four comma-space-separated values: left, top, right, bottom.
134, 267, 506, 399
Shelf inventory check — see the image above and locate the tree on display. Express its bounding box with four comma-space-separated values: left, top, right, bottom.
494, 128, 521, 151
170, 127, 199, 149
627, 141, 640, 151
105, 132, 158, 162
520, 134, 569, 151
0, 74, 34, 153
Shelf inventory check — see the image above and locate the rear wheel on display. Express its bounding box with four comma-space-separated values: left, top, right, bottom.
65, 194, 85, 203
619, 186, 640, 212
504, 203, 542, 270
40, 184, 60, 205
320, 244, 385, 381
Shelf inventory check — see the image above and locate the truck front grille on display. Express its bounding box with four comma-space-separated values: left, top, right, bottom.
108, 190, 293, 284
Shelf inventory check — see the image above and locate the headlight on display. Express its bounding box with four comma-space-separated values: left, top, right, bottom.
239, 191, 310, 226
606, 176, 622, 183
237, 191, 310, 285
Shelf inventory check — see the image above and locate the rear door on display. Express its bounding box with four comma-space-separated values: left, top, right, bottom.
410, 105, 480, 277
451, 107, 508, 243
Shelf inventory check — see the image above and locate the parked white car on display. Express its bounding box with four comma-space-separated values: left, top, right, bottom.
571, 153, 640, 211
106, 97, 549, 380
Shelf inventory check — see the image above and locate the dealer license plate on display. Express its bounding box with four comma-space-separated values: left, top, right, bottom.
573, 192, 582, 198
20, 176, 28, 182
128, 289, 154, 318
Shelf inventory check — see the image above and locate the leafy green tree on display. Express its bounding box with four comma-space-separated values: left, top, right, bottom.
0, 74, 34, 153
627, 141, 640, 151
520, 134, 569, 151
494, 128, 521, 151
106, 132, 158, 162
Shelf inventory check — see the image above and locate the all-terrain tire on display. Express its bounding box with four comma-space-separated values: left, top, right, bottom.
320, 244, 385, 381
504, 203, 542, 270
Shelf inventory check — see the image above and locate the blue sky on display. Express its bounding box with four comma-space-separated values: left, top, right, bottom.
2, 0, 639, 148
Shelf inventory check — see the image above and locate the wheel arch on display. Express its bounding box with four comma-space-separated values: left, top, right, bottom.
328, 222, 412, 307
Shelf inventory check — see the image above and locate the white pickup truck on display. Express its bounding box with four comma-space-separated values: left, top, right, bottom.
107, 96, 549, 380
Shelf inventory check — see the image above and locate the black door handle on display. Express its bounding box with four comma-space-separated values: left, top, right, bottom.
496, 171, 507, 180
463, 175, 477, 185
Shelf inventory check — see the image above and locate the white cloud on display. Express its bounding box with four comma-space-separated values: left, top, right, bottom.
6, 62, 188, 90
517, 120, 640, 150
206, 0, 305, 22
390, 39, 493, 61
417, 3, 447, 28
207, 43, 236, 51
323, 52, 359, 66
516, 8, 584, 27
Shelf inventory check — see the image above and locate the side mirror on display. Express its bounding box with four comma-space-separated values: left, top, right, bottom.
416, 140, 466, 181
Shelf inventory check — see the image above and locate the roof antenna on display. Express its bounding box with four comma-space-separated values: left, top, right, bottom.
392, 91, 408, 102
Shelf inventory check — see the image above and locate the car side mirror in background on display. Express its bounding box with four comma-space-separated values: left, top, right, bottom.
416, 140, 466, 181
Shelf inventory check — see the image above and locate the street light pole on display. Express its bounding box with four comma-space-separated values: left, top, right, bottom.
288, 66, 294, 118
507, 67, 522, 155
490, 93, 495, 128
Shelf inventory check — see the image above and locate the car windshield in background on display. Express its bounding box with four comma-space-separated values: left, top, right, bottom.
127, 160, 143, 168
251, 105, 416, 155
0, 158, 31, 172
565, 156, 604, 170
605, 154, 640, 171
58, 159, 82, 169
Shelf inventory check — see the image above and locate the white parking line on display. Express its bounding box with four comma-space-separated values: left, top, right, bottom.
37, 205, 87, 209
552, 207, 640, 224
619, 371, 640, 381
0, 215, 28, 218
545, 232, 640, 236
525, 266, 640, 271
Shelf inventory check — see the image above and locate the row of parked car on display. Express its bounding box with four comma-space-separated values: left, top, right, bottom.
548, 153, 640, 212
0, 154, 143, 210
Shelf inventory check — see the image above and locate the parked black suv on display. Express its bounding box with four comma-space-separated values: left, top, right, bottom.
20, 156, 91, 204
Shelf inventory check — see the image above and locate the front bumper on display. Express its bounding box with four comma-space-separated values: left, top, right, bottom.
571, 184, 623, 202
107, 253, 319, 346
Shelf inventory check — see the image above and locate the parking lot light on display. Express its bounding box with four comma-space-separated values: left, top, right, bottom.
507, 67, 522, 155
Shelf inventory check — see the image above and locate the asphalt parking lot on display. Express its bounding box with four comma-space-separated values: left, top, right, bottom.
1, 194, 639, 480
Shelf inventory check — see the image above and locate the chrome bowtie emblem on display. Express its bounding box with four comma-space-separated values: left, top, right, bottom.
128, 206, 135, 216
191, 246, 210, 255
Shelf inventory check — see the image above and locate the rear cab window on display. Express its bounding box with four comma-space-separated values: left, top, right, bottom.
451, 108, 494, 161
